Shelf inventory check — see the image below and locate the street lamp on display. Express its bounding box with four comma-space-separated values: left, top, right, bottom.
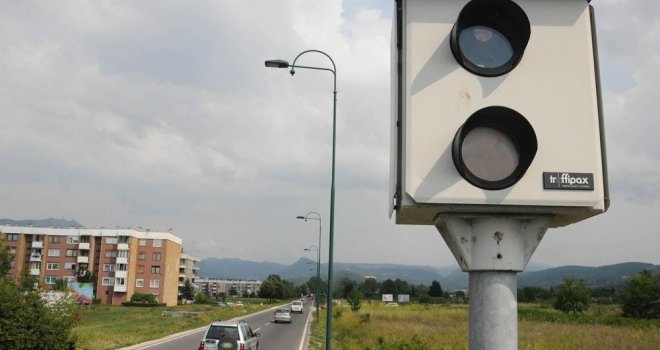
299, 213, 322, 321
267, 50, 337, 350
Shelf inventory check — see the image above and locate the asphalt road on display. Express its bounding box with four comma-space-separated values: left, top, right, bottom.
126, 300, 312, 350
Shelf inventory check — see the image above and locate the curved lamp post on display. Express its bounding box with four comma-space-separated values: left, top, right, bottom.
267, 51, 337, 350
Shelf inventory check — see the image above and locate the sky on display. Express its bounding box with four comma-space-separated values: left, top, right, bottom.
0, 0, 658, 269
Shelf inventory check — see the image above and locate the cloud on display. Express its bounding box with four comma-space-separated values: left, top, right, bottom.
0, 0, 658, 269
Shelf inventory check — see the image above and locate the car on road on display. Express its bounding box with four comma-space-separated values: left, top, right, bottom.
290, 300, 304, 313
273, 308, 292, 323
198, 319, 259, 350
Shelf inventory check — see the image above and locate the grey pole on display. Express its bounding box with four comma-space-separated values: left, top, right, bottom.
469, 272, 518, 350
267, 50, 337, 350
434, 214, 551, 350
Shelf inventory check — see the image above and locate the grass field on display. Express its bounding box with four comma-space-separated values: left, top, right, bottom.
73, 301, 273, 350
308, 302, 660, 350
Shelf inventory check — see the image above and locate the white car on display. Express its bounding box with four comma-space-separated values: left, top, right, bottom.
290, 300, 304, 313
198, 320, 259, 350
273, 308, 292, 323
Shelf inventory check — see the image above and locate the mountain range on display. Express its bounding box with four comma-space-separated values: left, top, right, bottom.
198, 258, 659, 290
0, 218, 83, 228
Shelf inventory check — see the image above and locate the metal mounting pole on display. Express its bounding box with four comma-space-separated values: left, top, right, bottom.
434, 214, 551, 350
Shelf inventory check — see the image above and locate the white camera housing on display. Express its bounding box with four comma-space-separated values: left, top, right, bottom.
389, 0, 608, 228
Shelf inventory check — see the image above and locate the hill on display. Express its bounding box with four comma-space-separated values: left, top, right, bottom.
198, 257, 658, 290
0, 218, 83, 228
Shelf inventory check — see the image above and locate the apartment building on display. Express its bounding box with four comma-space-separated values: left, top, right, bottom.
195, 278, 262, 298
0, 225, 182, 306
178, 253, 200, 297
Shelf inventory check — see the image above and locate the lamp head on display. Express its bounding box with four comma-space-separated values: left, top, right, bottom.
265, 59, 289, 68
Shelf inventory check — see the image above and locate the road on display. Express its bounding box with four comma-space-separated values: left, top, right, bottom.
126, 300, 312, 350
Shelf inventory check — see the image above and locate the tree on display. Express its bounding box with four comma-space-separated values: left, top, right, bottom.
553, 278, 591, 314
394, 279, 410, 296
335, 277, 355, 299
381, 279, 397, 296
359, 277, 379, 299
258, 274, 296, 302
0, 238, 12, 276
0, 239, 79, 349
429, 280, 443, 297
181, 279, 195, 302
618, 270, 660, 319
347, 288, 363, 312
54, 278, 69, 292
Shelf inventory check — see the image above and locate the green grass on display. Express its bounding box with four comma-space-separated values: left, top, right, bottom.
73, 301, 275, 350
308, 302, 660, 350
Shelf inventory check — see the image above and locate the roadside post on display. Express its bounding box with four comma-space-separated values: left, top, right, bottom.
389, 1, 608, 349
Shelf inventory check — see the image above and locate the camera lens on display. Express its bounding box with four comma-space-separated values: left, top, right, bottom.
458, 26, 513, 69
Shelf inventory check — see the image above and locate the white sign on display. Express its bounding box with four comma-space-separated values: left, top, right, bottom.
398, 294, 410, 303
381, 294, 393, 302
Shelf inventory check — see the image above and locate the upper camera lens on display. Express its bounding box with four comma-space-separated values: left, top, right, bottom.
458, 26, 513, 69
450, 0, 530, 77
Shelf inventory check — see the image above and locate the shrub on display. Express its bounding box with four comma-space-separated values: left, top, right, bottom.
130, 292, 157, 304
553, 278, 591, 314
347, 288, 363, 311
618, 270, 660, 319
194, 292, 211, 304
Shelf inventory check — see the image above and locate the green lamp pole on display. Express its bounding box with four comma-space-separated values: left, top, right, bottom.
266, 50, 337, 350
298, 212, 322, 320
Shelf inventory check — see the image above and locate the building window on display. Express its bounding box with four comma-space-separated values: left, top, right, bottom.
46, 263, 59, 270
7, 234, 18, 241
118, 250, 128, 258
137, 265, 145, 274
117, 264, 127, 271
47, 249, 60, 257
64, 263, 76, 271
67, 236, 79, 244
105, 251, 117, 258
63, 276, 76, 284
48, 236, 62, 244
102, 277, 114, 286
115, 278, 126, 286
151, 266, 160, 274
136, 279, 144, 287
150, 279, 160, 288
66, 249, 78, 257
106, 237, 118, 245
45, 276, 57, 284
152, 253, 161, 261
103, 264, 115, 272
153, 239, 162, 248
139, 239, 147, 246
138, 252, 145, 260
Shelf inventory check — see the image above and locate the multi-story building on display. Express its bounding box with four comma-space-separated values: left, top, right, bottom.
178, 253, 200, 298
0, 225, 182, 306
195, 278, 262, 298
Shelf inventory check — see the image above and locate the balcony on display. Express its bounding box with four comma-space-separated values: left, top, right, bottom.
179, 273, 186, 278
29, 254, 42, 262
78, 242, 90, 250
32, 241, 44, 249
114, 284, 127, 293
30, 268, 40, 276
116, 257, 128, 264
115, 270, 128, 279
117, 243, 129, 251
77, 256, 89, 264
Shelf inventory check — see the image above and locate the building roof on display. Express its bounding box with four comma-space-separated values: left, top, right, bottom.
0, 225, 183, 245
